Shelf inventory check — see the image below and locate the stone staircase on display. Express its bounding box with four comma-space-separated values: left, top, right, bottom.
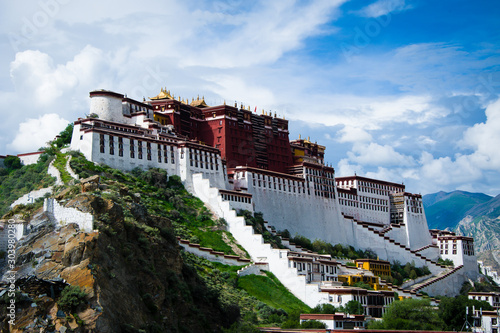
192, 174, 337, 307
410, 265, 464, 293
350, 218, 447, 271
413, 244, 439, 253
190, 173, 467, 302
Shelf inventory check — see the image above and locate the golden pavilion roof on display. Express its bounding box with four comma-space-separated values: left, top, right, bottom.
190, 95, 208, 108
150, 87, 174, 100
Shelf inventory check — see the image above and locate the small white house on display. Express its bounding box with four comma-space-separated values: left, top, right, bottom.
300, 313, 366, 330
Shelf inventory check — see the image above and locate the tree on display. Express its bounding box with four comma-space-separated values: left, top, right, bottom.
3, 156, 22, 170
301, 320, 326, 328
353, 281, 374, 290
368, 298, 444, 330
311, 303, 336, 314
439, 295, 493, 331
53, 123, 74, 148
342, 300, 364, 315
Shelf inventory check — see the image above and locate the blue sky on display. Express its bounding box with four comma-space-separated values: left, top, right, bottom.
0, 0, 499, 195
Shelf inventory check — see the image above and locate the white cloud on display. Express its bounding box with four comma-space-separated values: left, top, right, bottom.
460, 98, 500, 169
286, 94, 444, 131
337, 126, 372, 143
347, 142, 415, 167
178, 0, 346, 68
10, 46, 108, 106
418, 151, 482, 187
336, 158, 363, 177
357, 0, 411, 18
8, 113, 69, 152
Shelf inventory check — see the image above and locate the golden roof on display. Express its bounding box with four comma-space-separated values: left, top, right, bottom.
190, 95, 208, 108
150, 87, 174, 100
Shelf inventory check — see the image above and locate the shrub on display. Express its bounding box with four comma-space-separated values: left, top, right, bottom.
301, 320, 327, 328
57, 285, 87, 312
3, 156, 22, 170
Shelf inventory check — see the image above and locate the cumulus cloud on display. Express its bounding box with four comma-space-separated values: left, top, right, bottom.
337, 126, 372, 143
347, 142, 415, 167
8, 113, 69, 152
286, 94, 443, 131
10, 46, 108, 106
336, 158, 363, 177
460, 98, 500, 169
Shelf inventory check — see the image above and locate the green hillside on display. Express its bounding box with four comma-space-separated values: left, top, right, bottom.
423, 191, 492, 230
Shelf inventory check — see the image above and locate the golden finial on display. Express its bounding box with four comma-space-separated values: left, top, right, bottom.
247, 105, 250, 111
262, 109, 264, 114
299, 134, 301, 139
224, 100, 226, 105
234, 101, 237, 107
274, 112, 277, 117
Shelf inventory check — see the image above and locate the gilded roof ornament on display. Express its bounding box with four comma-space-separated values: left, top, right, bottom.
190, 95, 209, 108
150, 87, 174, 100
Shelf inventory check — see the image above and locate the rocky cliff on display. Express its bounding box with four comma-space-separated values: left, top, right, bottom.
0, 182, 236, 332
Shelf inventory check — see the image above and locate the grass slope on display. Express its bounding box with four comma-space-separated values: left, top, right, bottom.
0, 156, 55, 217
238, 271, 310, 314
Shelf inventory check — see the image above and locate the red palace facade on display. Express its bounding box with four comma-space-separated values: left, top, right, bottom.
149, 88, 294, 173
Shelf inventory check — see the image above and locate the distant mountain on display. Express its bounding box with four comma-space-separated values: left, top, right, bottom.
455, 194, 500, 252
423, 191, 493, 230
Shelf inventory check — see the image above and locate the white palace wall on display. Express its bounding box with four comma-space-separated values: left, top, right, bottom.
71, 127, 227, 191
43, 198, 93, 232
404, 210, 433, 250
383, 225, 409, 248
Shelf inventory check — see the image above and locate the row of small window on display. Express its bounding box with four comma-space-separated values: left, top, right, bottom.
358, 186, 391, 196
358, 180, 401, 192
360, 196, 388, 206
188, 149, 219, 171
408, 207, 423, 214
339, 191, 355, 200
292, 261, 338, 274
334, 321, 365, 328
312, 182, 336, 193
253, 179, 306, 193
99, 134, 175, 163
441, 249, 459, 255
314, 190, 336, 199
126, 102, 149, 113
406, 200, 422, 207
306, 175, 335, 186
95, 123, 142, 135
221, 193, 251, 204
306, 168, 334, 179
254, 173, 301, 185
340, 200, 389, 212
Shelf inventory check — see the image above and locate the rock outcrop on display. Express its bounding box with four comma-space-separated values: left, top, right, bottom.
0, 190, 233, 332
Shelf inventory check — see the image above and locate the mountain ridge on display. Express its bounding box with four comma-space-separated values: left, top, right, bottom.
423, 190, 493, 230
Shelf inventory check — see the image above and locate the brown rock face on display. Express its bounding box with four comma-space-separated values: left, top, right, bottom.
1, 192, 231, 333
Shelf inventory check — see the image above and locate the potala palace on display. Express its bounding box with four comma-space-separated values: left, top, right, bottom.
67, 88, 479, 311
